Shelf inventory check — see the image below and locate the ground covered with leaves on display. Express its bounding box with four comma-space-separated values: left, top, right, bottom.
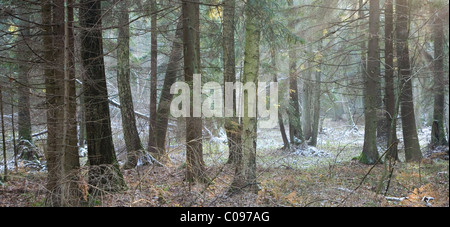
1, 123, 448, 207
1, 152, 448, 207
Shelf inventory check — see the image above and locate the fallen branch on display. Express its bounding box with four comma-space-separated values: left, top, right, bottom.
385, 197, 407, 202
108, 98, 150, 121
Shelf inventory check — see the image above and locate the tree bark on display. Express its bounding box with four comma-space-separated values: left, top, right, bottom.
148, 0, 158, 155
42, 0, 61, 206
271, 48, 289, 150
230, 0, 260, 193
117, 0, 145, 169
395, 0, 423, 162
384, 0, 399, 160
16, 6, 32, 143
1, 87, 7, 182
154, 20, 183, 161
182, 0, 206, 183
360, 0, 380, 165
310, 41, 323, 147
287, 0, 304, 146
62, 0, 81, 206
80, 0, 126, 192
431, 7, 448, 147
223, 0, 242, 164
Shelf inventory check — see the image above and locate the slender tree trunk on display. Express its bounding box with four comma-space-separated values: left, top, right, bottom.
287, 0, 304, 146
80, 0, 126, 192
384, 0, 399, 160
271, 48, 289, 150
310, 42, 323, 147
431, 7, 448, 147
155, 20, 183, 160
360, 0, 380, 165
148, 0, 158, 154
182, 0, 206, 183
1, 87, 7, 182
42, 0, 61, 206
230, 0, 260, 193
303, 49, 313, 141
117, 0, 145, 169
223, 0, 242, 164
61, 0, 81, 206
396, 0, 423, 162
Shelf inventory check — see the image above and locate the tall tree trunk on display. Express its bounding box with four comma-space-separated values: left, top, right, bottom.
17, 6, 32, 143
303, 49, 313, 141
287, 0, 304, 146
230, 0, 260, 193
310, 41, 323, 147
61, 0, 81, 206
360, 0, 380, 165
384, 0, 399, 160
117, 0, 145, 169
80, 0, 126, 192
182, 0, 206, 183
431, 7, 448, 147
154, 20, 183, 160
42, 0, 61, 206
271, 47, 290, 150
223, 0, 242, 164
1, 87, 7, 182
396, 0, 423, 162
148, 0, 158, 155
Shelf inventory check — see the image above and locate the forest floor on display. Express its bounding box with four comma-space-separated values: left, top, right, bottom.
0, 120, 449, 207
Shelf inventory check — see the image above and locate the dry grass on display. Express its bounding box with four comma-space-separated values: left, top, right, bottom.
1, 121, 448, 207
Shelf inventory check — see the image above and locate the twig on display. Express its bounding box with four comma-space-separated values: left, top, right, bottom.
339, 142, 398, 206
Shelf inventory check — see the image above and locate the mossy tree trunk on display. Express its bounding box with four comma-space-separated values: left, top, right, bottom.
230, 0, 260, 193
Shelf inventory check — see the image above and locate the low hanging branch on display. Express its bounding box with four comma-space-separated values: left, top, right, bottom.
32, 99, 150, 138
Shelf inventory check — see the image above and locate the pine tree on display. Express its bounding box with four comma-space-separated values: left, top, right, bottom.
396, 0, 423, 162
360, 0, 381, 165
79, 0, 126, 191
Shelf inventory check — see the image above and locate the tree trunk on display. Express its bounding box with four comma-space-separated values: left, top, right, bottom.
223, 0, 242, 164
310, 42, 323, 147
117, 0, 145, 169
182, 0, 206, 183
230, 0, 260, 193
431, 7, 448, 147
154, 19, 183, 161
61, 0, 82, 206
384, 0, 399, 160
148, 0, 158, 155
396, 0, 423, 162
360, 0, 380, 165
271, 48, 289, 150
80, 0, 126, 192
16, 6, 32, 143
1, 87, 7, 182
303, 49, 313, 141
42, 0, 61, 206
287, 0, 304, 146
